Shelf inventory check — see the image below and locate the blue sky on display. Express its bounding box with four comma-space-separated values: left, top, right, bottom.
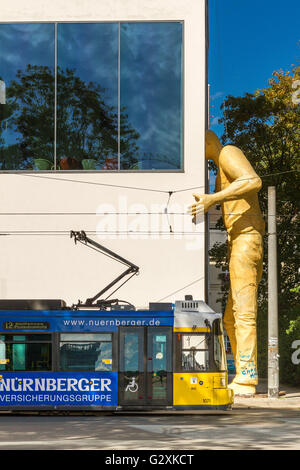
58, 23, 118, 108
208, 0, 300, 138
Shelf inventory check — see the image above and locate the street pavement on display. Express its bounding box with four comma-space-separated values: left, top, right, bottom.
233, 378, 300, 410
0, 380, 299, 450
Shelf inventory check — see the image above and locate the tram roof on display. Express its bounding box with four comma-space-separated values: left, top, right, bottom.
0, 299, 221, 331
174, 300, 222, 328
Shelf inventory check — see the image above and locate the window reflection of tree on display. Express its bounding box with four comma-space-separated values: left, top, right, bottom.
0, 65, 140, 170
0, 64, 182, 171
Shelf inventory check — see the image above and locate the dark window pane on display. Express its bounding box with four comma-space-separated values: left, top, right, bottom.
60, 341, 112, 371
152, 374, 167, 400
152, 334, 167, 372
0, 342, 52, 371
214, 321, 226, 371
0, 334, 51, 342
13, 343, 26, 370
124, 333, 139, 371
0, 24, 55, 170
60, 333, 111, 342
12, 334, 51, 342
120, 22, 183, 170
57, 23, 118, 171
0, 338, 5, 370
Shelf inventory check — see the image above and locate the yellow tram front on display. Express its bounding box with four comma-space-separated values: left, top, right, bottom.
118, 298, 233, 410
172, 299, 233, 410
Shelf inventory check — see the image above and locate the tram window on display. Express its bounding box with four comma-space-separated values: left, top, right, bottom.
213, 322, 226, 371
182, 335, 208, 350
124, 333, 139, 371
181, 334, 209, 371
0, 334, 52, 371
59, 333, 113, 372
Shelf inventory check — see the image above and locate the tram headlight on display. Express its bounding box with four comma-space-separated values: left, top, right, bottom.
220, 377, 226, 387
214, 376, 226, 388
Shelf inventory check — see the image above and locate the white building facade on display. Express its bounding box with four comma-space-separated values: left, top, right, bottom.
0, 0, 209, 309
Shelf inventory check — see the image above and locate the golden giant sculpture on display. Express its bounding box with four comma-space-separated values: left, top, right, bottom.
189, 130, 265, 396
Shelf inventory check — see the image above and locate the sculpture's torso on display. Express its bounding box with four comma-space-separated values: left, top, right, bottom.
215, 164, 265, 236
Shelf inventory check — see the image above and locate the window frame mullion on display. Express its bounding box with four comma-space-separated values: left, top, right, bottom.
118, 21, 121, 171
54, 22, 58, 170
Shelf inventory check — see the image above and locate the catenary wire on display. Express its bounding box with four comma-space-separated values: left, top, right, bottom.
0, 230, 297, 236
0, 211, 295, 217
14, 169, 299, 195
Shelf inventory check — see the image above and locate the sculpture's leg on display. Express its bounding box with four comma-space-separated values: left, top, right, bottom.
227, 232, 263, 396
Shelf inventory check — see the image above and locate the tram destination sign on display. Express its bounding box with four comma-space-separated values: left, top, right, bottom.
3, 321, 50, 330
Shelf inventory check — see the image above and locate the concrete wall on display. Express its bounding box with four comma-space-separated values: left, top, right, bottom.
0, 0, 207, 308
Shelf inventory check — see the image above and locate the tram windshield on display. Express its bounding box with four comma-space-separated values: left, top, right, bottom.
181, 333, 209, 371
213, 320, 227, 371
178, 320, 227, 372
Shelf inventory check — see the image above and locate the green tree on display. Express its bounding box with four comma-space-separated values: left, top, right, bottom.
210, 66, 300, 384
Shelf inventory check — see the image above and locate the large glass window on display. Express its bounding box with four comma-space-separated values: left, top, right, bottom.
57, 23, 119, 170
0, 24, 55, 170
123, 332, 141, 372
59, 333, 113, 371
213, 321, 227, 371
0, 334, 52, 371
0, 22, 183, 171
120, 22, 183, 170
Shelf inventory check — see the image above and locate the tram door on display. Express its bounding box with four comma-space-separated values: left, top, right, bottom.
119, 327, 172, 406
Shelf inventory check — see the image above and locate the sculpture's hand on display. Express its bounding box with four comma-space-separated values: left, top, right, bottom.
188, 193, 215, 223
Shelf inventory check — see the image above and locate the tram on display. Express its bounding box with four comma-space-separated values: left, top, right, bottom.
0, 232, 233, 411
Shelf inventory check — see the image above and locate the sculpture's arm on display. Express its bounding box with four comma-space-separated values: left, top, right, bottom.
213, 146, 262, 202
188, 146, 262, 217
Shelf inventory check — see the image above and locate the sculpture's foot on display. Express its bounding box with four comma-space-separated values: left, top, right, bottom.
228, 382, 256, 397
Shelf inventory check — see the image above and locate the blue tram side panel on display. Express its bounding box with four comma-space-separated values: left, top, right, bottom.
0, 372, 119, 407
0, 309, 174, 332
0, 309, 174, 408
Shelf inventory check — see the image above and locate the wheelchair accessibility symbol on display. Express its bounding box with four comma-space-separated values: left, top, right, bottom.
125, 377, 138, 393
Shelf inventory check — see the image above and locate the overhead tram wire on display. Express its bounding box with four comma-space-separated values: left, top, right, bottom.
6, 168, 299, 220
155, 276, 205, 303
16, 173, 172, 194
0, 230, 298, 237
0, 169, 296, 235
14, 169, 299, 196
0, 211, 295, 217
0, 211, 296, 219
